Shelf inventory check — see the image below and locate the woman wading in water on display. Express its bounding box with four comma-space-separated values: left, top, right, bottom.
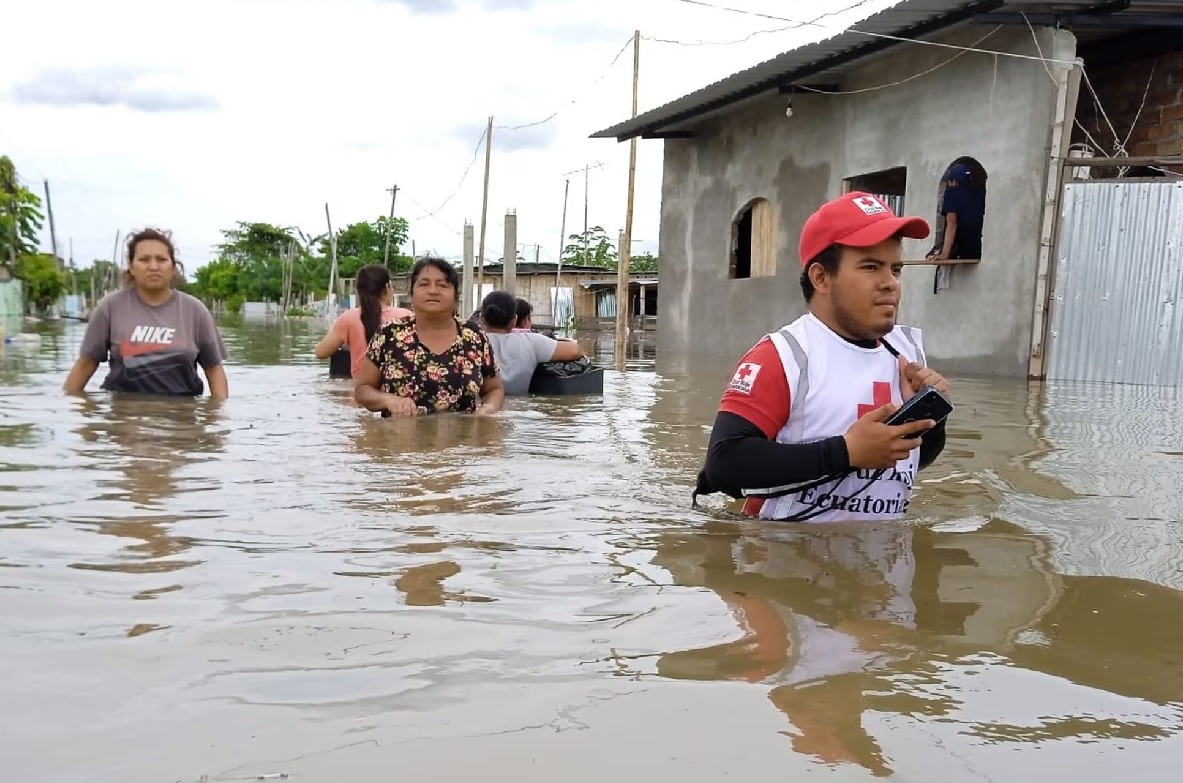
353, 256, 505, 417
314, 263, 412, 379
63, 228, 229, 398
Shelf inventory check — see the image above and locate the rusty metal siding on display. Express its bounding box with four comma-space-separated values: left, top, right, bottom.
1047, 180, 1183, 386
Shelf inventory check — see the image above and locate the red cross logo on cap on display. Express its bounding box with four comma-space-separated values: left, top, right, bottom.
852, 195, 889, 216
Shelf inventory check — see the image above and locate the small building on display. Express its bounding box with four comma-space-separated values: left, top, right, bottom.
592, 0, 1183, 384
395, 262, 658, 330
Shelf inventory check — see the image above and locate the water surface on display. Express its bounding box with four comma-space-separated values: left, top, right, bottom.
1, 316, 1181, 782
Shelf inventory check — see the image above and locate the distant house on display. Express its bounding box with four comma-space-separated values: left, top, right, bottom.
592, 0, 1183, 385
394, 261, 658, 330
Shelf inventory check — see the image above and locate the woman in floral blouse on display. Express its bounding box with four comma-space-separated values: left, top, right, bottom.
354, 256, 505, 417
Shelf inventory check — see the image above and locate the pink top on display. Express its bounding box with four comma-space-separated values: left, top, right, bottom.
332, 305, 413, 377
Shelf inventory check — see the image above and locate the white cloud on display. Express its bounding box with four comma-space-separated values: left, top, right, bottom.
0, 0, 898, 271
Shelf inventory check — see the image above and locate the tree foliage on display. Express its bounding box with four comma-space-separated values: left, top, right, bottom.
0, 155, 45, 265
186, 216, 413, 306
561, 226, 618, 268
560, 226, 657, 272
14, 253, 65, 312
630, 252, 658, 273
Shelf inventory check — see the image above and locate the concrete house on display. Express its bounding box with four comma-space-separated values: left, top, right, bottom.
593, 0, 1183, 384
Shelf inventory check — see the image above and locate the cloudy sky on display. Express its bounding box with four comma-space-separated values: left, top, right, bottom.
2, 0, 896, 273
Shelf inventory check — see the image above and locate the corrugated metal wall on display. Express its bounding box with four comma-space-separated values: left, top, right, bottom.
1047, 180, 1183, 386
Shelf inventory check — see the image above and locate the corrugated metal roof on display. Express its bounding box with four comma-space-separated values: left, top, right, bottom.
590, 0, 1180, 141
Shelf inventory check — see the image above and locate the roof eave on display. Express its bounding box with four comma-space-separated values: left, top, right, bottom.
588, 0, 1008, 142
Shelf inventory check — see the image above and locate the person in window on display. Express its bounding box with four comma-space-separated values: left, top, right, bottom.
62, 228, 229, 398
480, 291, 585, 396
693, 192, 951, 524
927, 163, 985, 262
313, 263, 412, 379
353, 256, 505, 417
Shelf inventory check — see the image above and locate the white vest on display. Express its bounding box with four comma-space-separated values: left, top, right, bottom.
752, 313, 927, 523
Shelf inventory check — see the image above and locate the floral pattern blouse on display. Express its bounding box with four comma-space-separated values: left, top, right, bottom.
365, 315, 498, 414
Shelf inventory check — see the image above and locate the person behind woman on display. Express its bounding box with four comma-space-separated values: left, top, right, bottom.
480, 290, 584, 396
512, 297, 533, 332
63, 228, 229, 398
354, 256, 505, 417
314, 263, 412, 378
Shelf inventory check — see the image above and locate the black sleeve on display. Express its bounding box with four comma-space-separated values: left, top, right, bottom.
918, 418, 947, 470
694, 411, 851, 500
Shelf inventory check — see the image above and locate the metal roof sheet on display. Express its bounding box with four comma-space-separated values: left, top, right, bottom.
590, 0, 1180, 141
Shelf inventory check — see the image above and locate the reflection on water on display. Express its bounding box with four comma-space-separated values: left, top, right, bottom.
1, 316, 1182, 782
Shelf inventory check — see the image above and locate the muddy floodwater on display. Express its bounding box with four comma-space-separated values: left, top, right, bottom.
2, 315, 1183, 782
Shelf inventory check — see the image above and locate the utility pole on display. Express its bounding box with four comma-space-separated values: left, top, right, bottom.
476, 115, 494, 302
555, 178, 570, 328
325, 203, 339, 312
383, 184, 399, 267
583, 164, 590, 265
615, 29, 641, 370
462, 221, 475, 316
502, 209, 517, 296
42, 179, 59, 264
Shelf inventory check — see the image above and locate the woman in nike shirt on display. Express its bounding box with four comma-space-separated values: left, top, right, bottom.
63, 228, 229, 398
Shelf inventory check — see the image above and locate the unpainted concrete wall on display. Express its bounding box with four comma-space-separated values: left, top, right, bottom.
658, 25, 1077, 377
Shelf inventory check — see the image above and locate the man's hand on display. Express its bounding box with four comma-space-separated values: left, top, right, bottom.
384, 394, 419, 418
898, 355, 949, 402
844, 402, 934, 470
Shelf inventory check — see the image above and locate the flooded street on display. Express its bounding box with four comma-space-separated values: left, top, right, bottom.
3, 316, 1183, 783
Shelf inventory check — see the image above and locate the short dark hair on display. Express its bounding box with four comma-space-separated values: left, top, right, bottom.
514, 297, 532, 323
409, 255, 460, 290
481, 290, 517, 329
799, 244, 841, 302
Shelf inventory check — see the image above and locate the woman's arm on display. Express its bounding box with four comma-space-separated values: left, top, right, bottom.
203, 363, 229, 399
314, 315, 347, 359
64, 300, 111, 394
352, 355, 406, 412
314, 330, 345, 360
63, 357, 99, 395
549, 338, 584, 362
477, 374, 505, 413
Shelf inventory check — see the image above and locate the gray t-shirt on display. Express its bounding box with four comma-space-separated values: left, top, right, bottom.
80, 287, 228, 396
487, 331, 559, 395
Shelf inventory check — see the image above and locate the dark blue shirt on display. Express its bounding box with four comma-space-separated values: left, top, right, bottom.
940, 185, 986, 259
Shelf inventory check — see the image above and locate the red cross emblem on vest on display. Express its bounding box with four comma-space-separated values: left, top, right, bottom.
857, 381, 893, 418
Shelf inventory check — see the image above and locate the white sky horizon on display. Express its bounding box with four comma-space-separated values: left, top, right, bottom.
1, 0, 899, 274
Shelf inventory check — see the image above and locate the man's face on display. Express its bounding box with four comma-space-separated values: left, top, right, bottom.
818, 239, 904, 340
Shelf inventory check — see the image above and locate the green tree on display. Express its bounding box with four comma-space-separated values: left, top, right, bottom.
0, 156, 45, 267
318, 216, 412, 278
561, 226, 617, 268
14, 253, 66, 312
73, 259, 121, 298
630, 251, 658, 273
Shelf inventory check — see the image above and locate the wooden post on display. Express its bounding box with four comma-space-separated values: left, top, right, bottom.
615, 29, 640, 371
42, 180, 59, 263
462, 221, 475, 316
502, 209, 517, 296
325, 203, 339, 312
555, 178, 569, 328
476, 115, 494, 305
383, 184, 398, 267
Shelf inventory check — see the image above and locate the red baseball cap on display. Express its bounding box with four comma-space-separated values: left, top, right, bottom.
798, 191, 931, 268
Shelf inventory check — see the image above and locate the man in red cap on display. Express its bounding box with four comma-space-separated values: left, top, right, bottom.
693, 191, 952, 523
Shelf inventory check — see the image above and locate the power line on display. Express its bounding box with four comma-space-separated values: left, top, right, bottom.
493, 35, 635, 131
670, 0, 1078, 65
792, 25, 1002, 95
409, 126, 487, 222
645, 0, 882, 47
